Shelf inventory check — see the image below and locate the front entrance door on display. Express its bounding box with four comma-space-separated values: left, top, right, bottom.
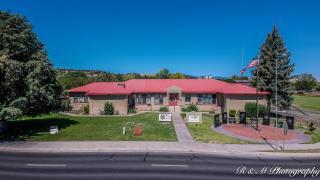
169, 93, 178, 106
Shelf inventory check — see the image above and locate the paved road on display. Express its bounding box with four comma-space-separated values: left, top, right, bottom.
0, 151, 319, 180
172, 112, 194, 143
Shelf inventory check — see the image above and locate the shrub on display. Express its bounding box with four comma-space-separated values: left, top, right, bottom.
104, 102, 114, 115
309, 122, 316, 133
9, 97, 27, 114
83, 104, 89, 114
182, 103, 198, 112
188, 104, 198, 112
159, 106, 169, 112
128, 107, 137, 114
60, 99, 72, 112
180, 113, 186, 119
244, 102, 267, 118
229, 109, 237, 117
0, 107, 22, 121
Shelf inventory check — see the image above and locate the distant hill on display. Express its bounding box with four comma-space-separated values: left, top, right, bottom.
56, 68, 249, 90
56, 68, 195, 90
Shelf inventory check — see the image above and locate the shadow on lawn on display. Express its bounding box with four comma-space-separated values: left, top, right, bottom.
0, 117, 78, 141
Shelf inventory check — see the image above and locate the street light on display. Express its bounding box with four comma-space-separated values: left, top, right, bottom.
275, 53, 279, 150
275, 52, 287, 150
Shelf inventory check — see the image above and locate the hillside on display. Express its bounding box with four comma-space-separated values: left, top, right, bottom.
56, 68, 194, 90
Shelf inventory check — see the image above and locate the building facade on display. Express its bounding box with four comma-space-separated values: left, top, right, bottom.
68, 79, 269, 115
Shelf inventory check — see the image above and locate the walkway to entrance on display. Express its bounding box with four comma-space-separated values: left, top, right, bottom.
172, 112, 194, 143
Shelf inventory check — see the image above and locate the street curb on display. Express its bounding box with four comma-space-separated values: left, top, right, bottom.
0, 146, 319, 158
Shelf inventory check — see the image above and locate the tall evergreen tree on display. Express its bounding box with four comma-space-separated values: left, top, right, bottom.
251, 26, 294, 111
0, 11, 62, 120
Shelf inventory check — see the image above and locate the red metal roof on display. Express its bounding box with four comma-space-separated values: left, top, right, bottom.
68, 79, 270, 95
69, 82, 131, 95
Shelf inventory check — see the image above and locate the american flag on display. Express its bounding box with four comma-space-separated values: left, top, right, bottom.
247, 59, 259, 68
240, 68, 247, 74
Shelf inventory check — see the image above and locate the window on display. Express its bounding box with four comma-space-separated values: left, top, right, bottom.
135, 94, 150, 104
154, 94, 164, 105
74, 96, 88, 103
212, 94, 217, 104
185, 94, 191, 102
197, 94, 216, 104
146, 94, 151, 104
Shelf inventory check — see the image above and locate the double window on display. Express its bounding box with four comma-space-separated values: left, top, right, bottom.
135, 94, 164, 105
74, 96, 88, 103
154, 94, 164, 105
135, 94, 151, 105
184, 94, 191, 103
135, 94, 146, 104
197, 94, 216, 104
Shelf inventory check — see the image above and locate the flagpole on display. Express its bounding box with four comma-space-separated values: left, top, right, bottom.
256, 55, 260, 131
241, 48, 244, 78
275, 53, 279, 150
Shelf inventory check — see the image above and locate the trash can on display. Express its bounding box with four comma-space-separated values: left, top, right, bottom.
239, 112, 246, 124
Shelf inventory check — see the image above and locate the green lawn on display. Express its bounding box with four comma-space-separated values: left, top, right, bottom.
186, 114, 253, 144
296, 123, 320, 144
293, 95, 320, 112
3, 113, 177, 141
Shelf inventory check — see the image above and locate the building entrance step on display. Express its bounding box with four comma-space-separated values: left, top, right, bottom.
169, 106, 181, 113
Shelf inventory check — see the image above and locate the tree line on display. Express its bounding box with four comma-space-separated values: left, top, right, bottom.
57, 68, 190, 90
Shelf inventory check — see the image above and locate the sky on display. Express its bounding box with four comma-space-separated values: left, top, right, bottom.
1, 0, 320, 79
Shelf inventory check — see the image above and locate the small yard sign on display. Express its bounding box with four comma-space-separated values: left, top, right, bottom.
49, 126, 59, 135
159, 113, 172, 122
187, 112, 202, 123
133, 126, 142, 136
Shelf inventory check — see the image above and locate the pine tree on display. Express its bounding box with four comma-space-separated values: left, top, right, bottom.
251, 26, 294, 111
0, 11, 62, 120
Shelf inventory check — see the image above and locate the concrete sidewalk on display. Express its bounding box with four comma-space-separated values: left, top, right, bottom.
172, 112, 194, 143
1, 141, 319, 156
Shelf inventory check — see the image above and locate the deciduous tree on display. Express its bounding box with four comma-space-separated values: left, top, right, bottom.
294, 74, 317, 92
0, 11, 62, 120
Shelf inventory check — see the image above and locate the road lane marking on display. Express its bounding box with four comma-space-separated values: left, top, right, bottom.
151, 164, 188, 168
26, 163, 66, 167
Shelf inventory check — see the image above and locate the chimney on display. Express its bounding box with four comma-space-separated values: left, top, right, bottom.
117, 83, 126, 88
